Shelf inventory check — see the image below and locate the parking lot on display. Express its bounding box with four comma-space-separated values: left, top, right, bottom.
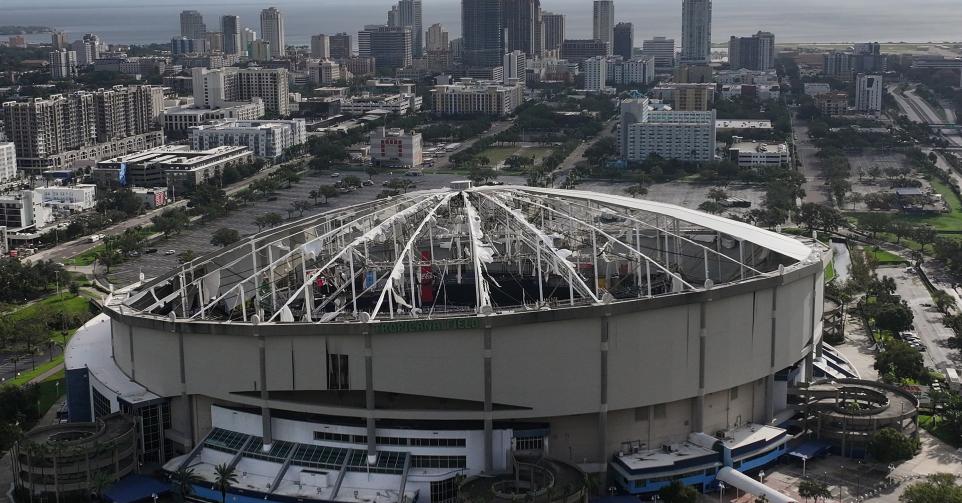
890, 266, 962, 371
107, 171, 525, 286
575, 180, 767, 215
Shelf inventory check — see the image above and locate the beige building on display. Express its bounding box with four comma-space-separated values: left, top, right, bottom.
431, 79, 525, 116
651, 83, 715, 111
192, 67, 290, 116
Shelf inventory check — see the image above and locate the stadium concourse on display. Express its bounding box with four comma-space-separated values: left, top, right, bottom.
63, 183, 830, 502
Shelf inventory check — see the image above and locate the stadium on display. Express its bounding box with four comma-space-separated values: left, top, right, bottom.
64, 183, 830, 503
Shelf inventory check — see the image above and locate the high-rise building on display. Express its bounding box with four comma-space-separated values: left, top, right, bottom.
503, 50, 526, 83
855, 73, 882, 113
541, 12, 565, 52
49, 50, 78, 80
205, 32, 224, 53
681, 0, 711, 64
51, 31, 68, 50
619, 97, 716, 161
330, 33, 353, 59
310, 34, 330, 59
358, 25, 413, 73
462, 0, 504, 68
222, 16, 242, 55
308, 60, 343, 84
560, 39, 609, 62
260, 7, 286, 59
425, 24, 449, 52
431, 80, 524, 116
248, 40, 272, 62
641, 36, 675, 70
0, 143, 16, 182
583, 56, 607, 92
396, 0, 423, 58
606, 56, 656, 85
180, 10, 207, 40
728, 31, 775, 71
241, 28, 257, 55
171, 37, 207, 55
191, 67, 290, 116
503, 0, 541, 56
613, 22, 633, 60
592, 1, 615, 54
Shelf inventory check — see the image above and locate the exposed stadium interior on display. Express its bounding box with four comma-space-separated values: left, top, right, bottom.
62, 184, 831, 503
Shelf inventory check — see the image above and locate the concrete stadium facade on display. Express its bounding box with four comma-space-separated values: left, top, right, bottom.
66, 185, 829, 502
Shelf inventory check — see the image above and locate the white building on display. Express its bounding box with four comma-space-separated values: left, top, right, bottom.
720, 84, 780, 101
192, 66, 290, 116
431, 80, 525, 116
503, 51, 526, 84
641, 37, 675, 70
583, 56, 607, 92
190, 119, 307, 159
49, 49, 78, 80
260, 7, 286, 59
163, 99, 266, 131
0, 143, 16, 182
619, 97, 716, 162
728, 137, 790, 167
803, 83, 832, 97
714, 69, 778, 86
855, 74, 883, 114
0, 190, 52, 230
339, 93, 422, 115
607, 56, 656, 85
370, 127, 422, 167
36, 184, 97, 212
308, 60, 343, 85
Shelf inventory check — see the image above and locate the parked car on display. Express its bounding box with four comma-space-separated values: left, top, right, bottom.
164, 249, 176, 256
128, 251, 140, 257
145, 248, 158, 254
331, 172, 341, 177
362, 180, 374, 186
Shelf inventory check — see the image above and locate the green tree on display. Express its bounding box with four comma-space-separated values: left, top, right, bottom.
874, 340, 924, 382
171, 466, 201, 503
873, 301, 915, 334
213, 463, 239, 503
342, 175, 362, 188
933, 290, 958, 314
707, 188, 729, 203
857, 213, 893, 239
798, 479, 832, 502
177, 250, 197, 264
900, 473, 962, 503
320, 185, 339, 202
913, 225, 938, 254
867, 428, 919, 462
210, 228, 241, 247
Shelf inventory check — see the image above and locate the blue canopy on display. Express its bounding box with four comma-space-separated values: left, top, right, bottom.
788, 440, 832, 461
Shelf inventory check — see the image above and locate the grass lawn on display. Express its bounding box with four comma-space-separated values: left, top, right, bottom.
478, 146, 522, 166
867, 248, 906, 264
919, 414, 961, 448
851, 179, 962, 234
7, 293, 91, 324
63, 245, 103, 266
5, 356, 63, 387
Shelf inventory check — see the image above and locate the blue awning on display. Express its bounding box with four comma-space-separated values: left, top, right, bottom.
787, 440, 832, 461
103, 475, 171, 503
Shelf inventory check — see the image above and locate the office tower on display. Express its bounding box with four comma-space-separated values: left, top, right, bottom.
241, 28, 258, 55
71, 37, 100, 66
171, 37, 207, 55
249, 40, 272, 62
51, 31, 68, 50
503, 0, 541, 56
681, 0, 711, 64
395, 0, 423, 58
642, 36, 675, 70
449, 38, 464, 60
583, 56, 606, 91
613, 22, 633, 60
49, 50, 78, 80
728, 31, 774, 70
560, 39, 608, 62
180, 10, 206, 39
387, 5, 401, 27
541, 12, 565, 52
205, 32, 224, 53
855, 74, 883, 113
260, 7, 286, 59
462, 0, 504, 67
358, 25, 413, 73
330, 33, 353, 59
592, 0, 614, 53
192, 67, 290, 116
503, 50, 526, 83
222, 16, 241, 55
425, 24, 449, 51
311, 35, 330, 59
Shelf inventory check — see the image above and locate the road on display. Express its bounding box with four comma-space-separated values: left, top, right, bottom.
551, 118, 617, 187
790, 117, 831, 204
891, 267, 961, 371
889, 84, 962, 147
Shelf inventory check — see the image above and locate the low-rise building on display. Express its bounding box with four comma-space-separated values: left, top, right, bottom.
728, 138, 790, 167
370, 127, 422, 168
431, 80, 525, 116
816, 91, 849, 116
803, 83, 832, 97
190, 119, 307, 159
131, 187, 169, 209
35, 184, 97, 212
0, 190, 52, 230
163, 99, 266, 132
719, 84, 780, 101
714, 69, 778, 86
93, 145, 253, 194
606, 56, 656, 85
339, 93, 422, 115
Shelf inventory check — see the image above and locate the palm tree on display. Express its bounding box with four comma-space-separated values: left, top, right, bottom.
171, 466, 201, 503
89, 471, 113, 502
213, 464, 239, 503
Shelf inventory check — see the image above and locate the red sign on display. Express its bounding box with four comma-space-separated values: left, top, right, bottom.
420, 250, 433, 304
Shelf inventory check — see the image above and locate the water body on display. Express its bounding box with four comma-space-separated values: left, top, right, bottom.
5, 0, 961, 47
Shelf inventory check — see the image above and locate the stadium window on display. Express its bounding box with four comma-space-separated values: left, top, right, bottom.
634, 406, 649, 422
653, 403, 666, 419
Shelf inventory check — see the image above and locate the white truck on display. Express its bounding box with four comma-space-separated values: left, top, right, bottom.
946, 368, 961, 392
88, 233, 105, 243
